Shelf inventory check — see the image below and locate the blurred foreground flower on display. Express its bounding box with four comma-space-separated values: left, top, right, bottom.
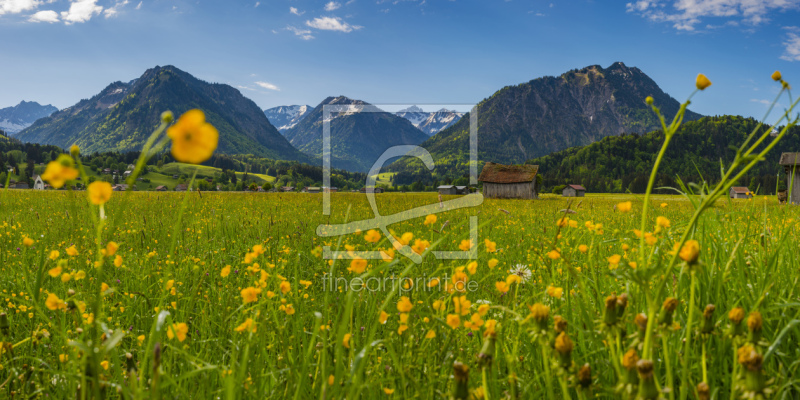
167, 109, 219, 164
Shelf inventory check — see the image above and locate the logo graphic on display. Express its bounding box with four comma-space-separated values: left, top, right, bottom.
316, 104, 482, 263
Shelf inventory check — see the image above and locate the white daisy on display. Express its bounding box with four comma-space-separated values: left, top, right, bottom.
509, 264, 532, 283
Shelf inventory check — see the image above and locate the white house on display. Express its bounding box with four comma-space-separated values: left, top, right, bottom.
32, 174, 45, 190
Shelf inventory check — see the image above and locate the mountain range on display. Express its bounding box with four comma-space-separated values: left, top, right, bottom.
284, 96, 430, 172
15, 66, 308, 162
264, 105, 313, 133
388, 62, 704, 181
0, 101, 58, 135
9, 62, 714, 179
395, 106, 464, 136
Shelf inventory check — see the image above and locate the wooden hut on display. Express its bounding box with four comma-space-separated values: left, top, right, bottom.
437, 185, 457, 195
562, 184, 586, 197
780, 152, 800, 204
729, 187, 752, 199
478, 162, 538, 199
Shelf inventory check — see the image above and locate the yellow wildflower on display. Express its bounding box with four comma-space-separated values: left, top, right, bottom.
167, 109, 219, 164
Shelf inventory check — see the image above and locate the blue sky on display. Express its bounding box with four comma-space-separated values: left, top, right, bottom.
1, 0, 798, 120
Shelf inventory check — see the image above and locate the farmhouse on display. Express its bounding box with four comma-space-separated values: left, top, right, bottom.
562, 184, 586, 197
32, 174, 45, 190
155, 185, 167, 191
361, 187, 384, 194
478, 162, 539, 199
305, 187, 321, 193
175, 184, 189, 192
280, 186, 295, 192
779, 152, 800, 204
729, 187, 753, 199
437, 185, 457, 195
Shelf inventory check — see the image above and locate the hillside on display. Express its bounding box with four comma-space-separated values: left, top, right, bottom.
15, 66, 308, 162
388, 62, 703, 183
528, 115, 800, 194
284, 96, 430, 172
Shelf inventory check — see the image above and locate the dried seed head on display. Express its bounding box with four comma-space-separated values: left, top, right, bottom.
636, 359, 654, 377
453, 361, 469, 382
697, 382, 710, 400
577, 363, 592, 388
604, 294, 617, 310
616, 293, 629, 310
529, 303, 549, 321
703, 304, 715, 319
622, 349, 639, 370
635, 313, 648, 331
728, 307, 745, 324
553, 315, 568, 333
737, 345, 763, 371
554, 332, 574, 355
662, 297, 678, 313
747, 311, 762, 332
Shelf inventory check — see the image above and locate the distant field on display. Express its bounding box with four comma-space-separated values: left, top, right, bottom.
1, 190, 797, 398
158, 162, 275, 183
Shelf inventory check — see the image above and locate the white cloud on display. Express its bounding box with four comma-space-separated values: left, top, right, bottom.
287, 25, 314, 39
305, 16, 362, 32
103, 0, 128, 18
626, 0, 800, 32
60, 0, 103, 24
255, 81, 280, 91
289, 6, 304, 15
324, 1, 341, 11
135, 1, 141, 9
28, 9, 58, 22
750, 98, 771, 104
0, 0, 41, 15
254, 2, 259, 7
781, 31, 800, 61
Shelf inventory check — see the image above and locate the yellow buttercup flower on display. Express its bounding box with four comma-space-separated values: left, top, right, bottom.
679, 240, 701, 264
458, 239, 473, 251
349, 258, 367, 274
23, 237, 35, 247
221, 265, 231, 277
241, 287, 261, 303
234, 318, 256, 333
617, 201, 632, 212
280, 280, 291, 294
167, 323, 188, 342
446, 314, 460, 329
364, 229, 381, 243
424, 214, 437, 226
41, 154, 79, 189
546, 250, 560, 260
656, 216, 671, 228
45, 293, 66, 311
397, 296, 413, 313
546, 286, 564, 299
771, 70, 782, 81
488, 258, 499, 268
379, 310, 389, 324
342, 333, 352, 349
105, 242, 119, 257
66, 246, 78, 256
88, 181, 112, 205
696, 73, 712, 90
167, 109, 219, 164
484, 239, 497, 253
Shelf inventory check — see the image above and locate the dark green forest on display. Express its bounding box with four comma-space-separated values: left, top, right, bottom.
528, 116, 798, 195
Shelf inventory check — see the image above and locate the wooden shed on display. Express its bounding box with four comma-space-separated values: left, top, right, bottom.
478, 162, 539, 199
779, 152, 800, 204
437, 185, 458, 195
729, 186, 752, 199
562, 184, 586, 197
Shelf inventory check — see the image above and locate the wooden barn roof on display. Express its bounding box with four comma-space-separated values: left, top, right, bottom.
730, 186, 750, 194
779, 153, 800, 165
567, 184, 586, 191
478, 162, 538, 184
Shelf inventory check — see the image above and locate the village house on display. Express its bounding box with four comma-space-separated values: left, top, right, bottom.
562, 184, 586, 197
780, 152, 800, 204
175, 184, 189, 192
361, 187, 384, 194
113, 184, 129, 191
437, 185, 469, 195
13, 182, 29, 189
305, 187, 321, 194
478, 162, 539, 199
32, 174, 45, 190
729, 187, 753, 199
155, 185, 167, 191
280, 186, 295, 192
